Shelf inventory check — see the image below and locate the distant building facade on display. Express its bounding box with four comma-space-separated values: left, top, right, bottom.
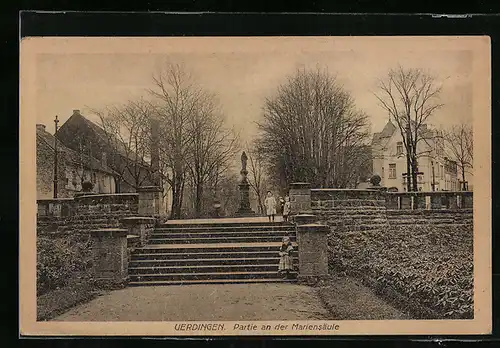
36, 123, 117, 200
372, 120, 459, 192
56, 110, 155, 193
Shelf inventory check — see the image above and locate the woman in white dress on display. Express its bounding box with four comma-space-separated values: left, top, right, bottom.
264, 191, 277, 222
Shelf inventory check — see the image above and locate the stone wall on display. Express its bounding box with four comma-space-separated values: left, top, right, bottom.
311, 189, 389, 232
37, 193, 139, 235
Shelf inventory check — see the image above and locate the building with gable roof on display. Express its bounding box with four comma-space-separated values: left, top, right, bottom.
372, 120, 459, 192
55, 110, 156, 193
36, 123, 118, 199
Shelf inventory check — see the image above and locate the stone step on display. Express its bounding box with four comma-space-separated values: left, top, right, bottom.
160, 222, 293, 229
129, 257, 291, 267
128, 278, 297, 286
147, 235, 297, 244
128, 271, 294, 282
131, 250, 292, 260
128, 263, 295, 275
133, 243, 298, 255
149, 230, 296, 239
154, 225, 296, 232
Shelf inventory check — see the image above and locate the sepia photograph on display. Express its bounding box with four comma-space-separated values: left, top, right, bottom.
20, 36, 491, 336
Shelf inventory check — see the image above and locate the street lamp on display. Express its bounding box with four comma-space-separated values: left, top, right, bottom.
53, 115, 59, 198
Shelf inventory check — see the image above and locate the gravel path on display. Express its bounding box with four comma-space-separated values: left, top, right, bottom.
53, 283, 330, 321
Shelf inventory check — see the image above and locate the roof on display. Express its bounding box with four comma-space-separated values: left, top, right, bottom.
372, 120, 397, 145
61, 111, 151, 168
37, 126, 118, 176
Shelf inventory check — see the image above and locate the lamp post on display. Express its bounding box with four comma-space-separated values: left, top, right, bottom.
53, 115, 59, 198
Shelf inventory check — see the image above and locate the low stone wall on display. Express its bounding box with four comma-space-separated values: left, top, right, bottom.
73, 193, 139, 216
310, 189, 388, 233
37, 193, 140, 235
385, 191, 473, 210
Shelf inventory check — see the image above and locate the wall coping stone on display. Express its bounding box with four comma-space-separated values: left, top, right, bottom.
90, 228, 128, 237
298, 224, 330, 232
120, 217, 157, 225
290, 182, 311, 189
137, 186, 162, 193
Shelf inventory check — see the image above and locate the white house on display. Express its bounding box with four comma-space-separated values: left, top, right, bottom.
372, 120, 459, 192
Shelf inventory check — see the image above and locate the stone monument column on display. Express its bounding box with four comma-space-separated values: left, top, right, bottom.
235, 151, 256, 217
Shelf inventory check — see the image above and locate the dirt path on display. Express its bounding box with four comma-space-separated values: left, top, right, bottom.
53, 283, 330, 321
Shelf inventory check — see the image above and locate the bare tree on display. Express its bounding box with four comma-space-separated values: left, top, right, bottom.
246, 146, 267, 214
375, 66, 443, 191
148, 64, 197, 218
149, 63, 239, 218
91, 98, 154, 192
184, 97, 239, 217
443, 123, 473, 190
257, 67, 370, 189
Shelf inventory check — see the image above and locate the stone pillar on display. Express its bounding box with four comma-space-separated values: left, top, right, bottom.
400, 195, 412, 209
385, 194, 399, 209
289, 182, 312, 217
296, 223, 329, 283
449, 193, 459, 209
120, 217, 156, 246
137, 186, 163, 217
430, 194, 442, 210
90, 228, 128, 286
463, 192, 473, 208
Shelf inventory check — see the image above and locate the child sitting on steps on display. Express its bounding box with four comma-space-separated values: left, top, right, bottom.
278, 236, 294, 279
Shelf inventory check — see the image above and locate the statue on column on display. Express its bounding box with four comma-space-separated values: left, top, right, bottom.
241, 151, 248, 172
235, 151, 256, 217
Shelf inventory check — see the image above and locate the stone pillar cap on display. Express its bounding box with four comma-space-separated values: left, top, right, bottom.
120, 216, 157, 224
136, 186, 163, 192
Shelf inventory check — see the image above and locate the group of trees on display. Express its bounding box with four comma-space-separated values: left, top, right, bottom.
256, 68, 372, 189
90, 61, 473, 219
93, 64, 239, 219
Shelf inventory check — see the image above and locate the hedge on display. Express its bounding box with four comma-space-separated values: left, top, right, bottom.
327, 223, 473, 319
37, 234, 95, 296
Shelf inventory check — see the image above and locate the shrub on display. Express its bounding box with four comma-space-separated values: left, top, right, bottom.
82, 181, 94, 192
37, 234, 94, 296
328, 223, 473, 319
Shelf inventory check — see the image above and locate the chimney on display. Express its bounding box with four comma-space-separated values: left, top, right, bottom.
73, 109, 81, 116
36, 124, 46, 132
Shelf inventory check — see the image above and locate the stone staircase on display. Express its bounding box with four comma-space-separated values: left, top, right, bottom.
128, 221, 298, 286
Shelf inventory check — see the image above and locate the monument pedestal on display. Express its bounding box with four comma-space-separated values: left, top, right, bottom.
235, 181, 257, 217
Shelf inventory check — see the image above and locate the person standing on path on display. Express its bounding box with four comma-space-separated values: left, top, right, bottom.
282, 196, 291, 222
264, 191, 277, 222
278, 236, 294, 279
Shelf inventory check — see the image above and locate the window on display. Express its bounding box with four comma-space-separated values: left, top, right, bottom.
396, 142, 403, 156
381, 167, 384, 178
389, 164, 397, 179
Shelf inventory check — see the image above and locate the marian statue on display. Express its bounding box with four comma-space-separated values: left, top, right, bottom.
241, 151, 248, 172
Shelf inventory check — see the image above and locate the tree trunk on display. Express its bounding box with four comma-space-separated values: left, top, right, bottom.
406, 153, 411, 192
411, 156, 418, 192
195, 182, 203, 218
461, 164, 466, 191
170, 172, 184, 219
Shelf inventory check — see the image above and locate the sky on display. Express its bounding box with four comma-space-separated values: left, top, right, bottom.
34, 37, 474, 142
